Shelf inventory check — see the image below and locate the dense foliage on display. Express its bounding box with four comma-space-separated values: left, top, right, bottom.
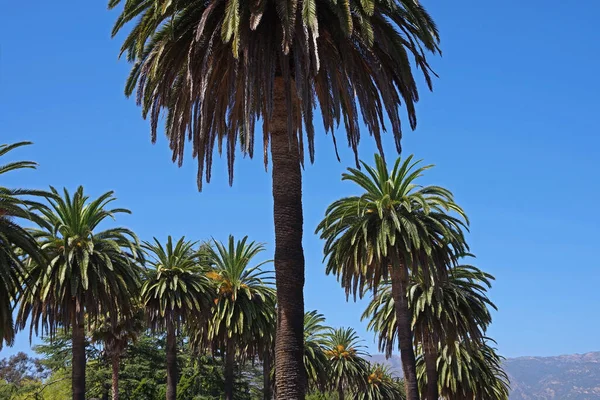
1, 142, 509, 400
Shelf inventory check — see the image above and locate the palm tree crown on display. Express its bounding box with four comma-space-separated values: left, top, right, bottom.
0, 142, 47, 348
317, 154, 469, 297
204, 235, 275, 357
17, 186, 142, 338
141, 236, 214, 330
109, 0, 440, 188
324, 327, 369, 399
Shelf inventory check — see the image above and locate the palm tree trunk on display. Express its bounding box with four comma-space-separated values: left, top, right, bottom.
271, 77, 306, 399
263, 351, 272, 400
72, 304, 86, 400
338, 385, 345, 400
390, 266, 420, 400
111, 353, 120, 400
225, 339, 235, 400
423, 333, 438, 400
166, 324, 177, 400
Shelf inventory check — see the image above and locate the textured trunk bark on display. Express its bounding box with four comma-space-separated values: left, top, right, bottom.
224, 339, 235, 400
166, 324, 177, 400
263, 351, 272, 400
390, 266, 420, 400
423, 333, 438, 400
72, 304, 86, 400
111, 354, 120, 400
271, 78, 306, 399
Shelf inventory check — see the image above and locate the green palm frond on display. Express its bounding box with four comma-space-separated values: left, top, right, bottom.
0, 142, 50, 348
362, 264, 496, 357
417, 338, 510, 400
324, 327, 370, 396
317, 154, 469, 300
142, 236, 214, 332
352, 363, 406, 400
16, 186, 143, 341
303, 310, 331, 392
199, 235, 275, 360
110, 0, 440, 189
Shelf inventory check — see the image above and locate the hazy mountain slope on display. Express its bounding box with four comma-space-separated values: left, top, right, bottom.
368, 351, 600, 399
505, 352, 600, 399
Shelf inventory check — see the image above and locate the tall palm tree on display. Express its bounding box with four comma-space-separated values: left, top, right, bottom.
91, 310, 145, 400
109, 0, 440, 395
417, 338, 509, 400
303, 310, 330, 394
317, 154, 468, 400
0, 141, 46, 349
354, 363, 406, 400
16, 186, 142, 400
202, 235, 275, 400
363, 264, 497, 399
323, 327, 369, 400
142, 236, 214, 400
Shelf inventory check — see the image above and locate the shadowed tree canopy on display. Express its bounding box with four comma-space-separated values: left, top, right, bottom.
109, 0, 440, 189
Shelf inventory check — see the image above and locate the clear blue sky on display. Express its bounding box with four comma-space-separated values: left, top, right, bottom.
1, 0, 599, 359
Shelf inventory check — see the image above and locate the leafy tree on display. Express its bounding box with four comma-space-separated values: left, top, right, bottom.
317, 155, 468, 400
142, 236, 214, 400
91, 310, 145, 400
109, 0, 441, 395
202, 235, 275, 400
0, 352, 50, 399
16, 187, 143, 400
0, 141, 46, 349
323, 327, 369, 400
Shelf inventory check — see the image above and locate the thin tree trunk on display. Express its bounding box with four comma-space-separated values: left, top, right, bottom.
111, 353, 120, 400
263, 351, 272, 400
72, 304, 86, 400
166, 324, 177, 400
338, 385, 345, 400
423, 333, 438, 400
271, 78, 306, 399
390, 266, 420, 400
225, 339, 235, 400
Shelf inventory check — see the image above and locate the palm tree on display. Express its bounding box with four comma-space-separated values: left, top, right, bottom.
362, 264, 497, 400
354, 363, 406, 400
142, 236, 214, 400
91, 310, 144, 400
417, 338, 509, 400
303, 310, 331, 394
317, 154, 468, 400
0, 141, 46, 349
16, 186, 142, 400
202, 235, 275, 400
323, 327, 369, 400
109, 0, 441, 395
